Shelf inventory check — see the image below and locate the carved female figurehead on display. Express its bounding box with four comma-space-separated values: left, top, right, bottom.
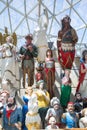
46, 49, 53, 58
6, 36, 13, 44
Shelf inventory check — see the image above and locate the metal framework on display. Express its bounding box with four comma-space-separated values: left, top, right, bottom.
0, 0, 87, 53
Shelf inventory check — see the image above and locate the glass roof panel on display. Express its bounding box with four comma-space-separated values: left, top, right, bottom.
0, 2, 6, 12
0, 9, 11, 31
0, 0, 87, 52
10, 0, 25, 13
82, 30, 87, 44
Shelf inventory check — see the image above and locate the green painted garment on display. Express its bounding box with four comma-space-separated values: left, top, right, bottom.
60, 84, 71, 107
19, 44, 38, 58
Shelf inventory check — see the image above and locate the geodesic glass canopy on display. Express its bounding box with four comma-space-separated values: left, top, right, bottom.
0, 0, 87, 56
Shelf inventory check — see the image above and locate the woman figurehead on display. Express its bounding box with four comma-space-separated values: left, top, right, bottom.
6, 36, 13, 43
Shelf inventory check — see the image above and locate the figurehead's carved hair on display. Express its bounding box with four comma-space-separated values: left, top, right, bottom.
82, 50, 87, 62
61, 15, 71, 30
46, 49, 53, 57
61, 15, 71, 23
25, 34, 33, 40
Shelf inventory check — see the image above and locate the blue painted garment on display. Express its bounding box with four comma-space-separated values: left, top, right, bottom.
62, 112, 78, 128
22, 96, 28, 130
3, 107, 22, 130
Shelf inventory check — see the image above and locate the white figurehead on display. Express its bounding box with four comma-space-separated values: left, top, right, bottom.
33, 8, 49, 62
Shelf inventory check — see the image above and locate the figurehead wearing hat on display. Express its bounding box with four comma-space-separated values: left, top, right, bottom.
50, 97, 60, 107
25, 34, 33, 40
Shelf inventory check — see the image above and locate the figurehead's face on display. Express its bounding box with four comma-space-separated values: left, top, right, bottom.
26, 38, 32, 44
53, 103, 59, 110
7, 97, 16, 108
62, 16, 71, 24
1, 92, 7, 99
6, 36, 13, 43
0, 96, 5, 105
65, 69, 70, 77
7, 97, 14, 104
25, 34, 33, 45
61, 16, 71, 29
37, 72, 42, 80
1, 92, 9, 105
49, 116, 56, 125
67, 103, 74, 113
39, 82, 44, 90
76, 93, 81, 100
47, 51, 52, 57
46, 49, 53, 58
27, 87, 33, 96
85, 54, 87, 61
